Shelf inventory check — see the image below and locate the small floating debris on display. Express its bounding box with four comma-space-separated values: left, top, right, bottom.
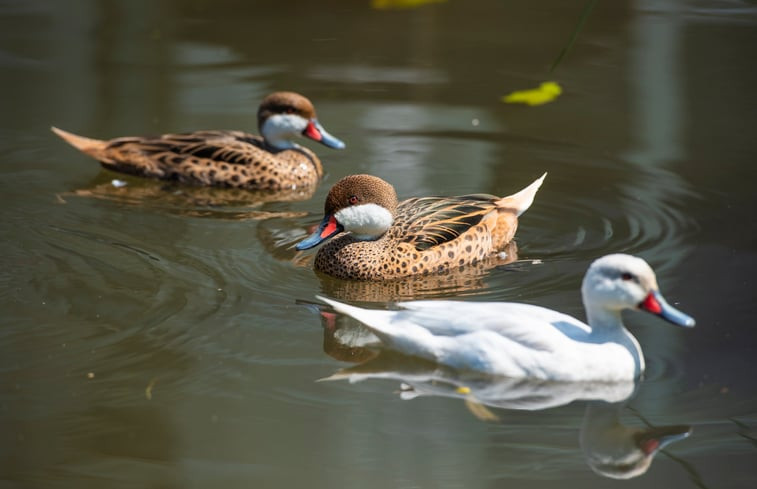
464, 397, 500, 422
111, 179, 128, 188
145, 377, 157, 400
502, 81, 562, 106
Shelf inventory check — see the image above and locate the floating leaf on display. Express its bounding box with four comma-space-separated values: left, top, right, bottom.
501, 81, 562, 106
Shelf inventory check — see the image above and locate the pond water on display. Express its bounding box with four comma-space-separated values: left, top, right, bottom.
1, 0, 756, 487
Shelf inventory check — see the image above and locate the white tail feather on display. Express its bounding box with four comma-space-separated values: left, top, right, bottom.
497, 172, 547, 216
316, 295, 438, 359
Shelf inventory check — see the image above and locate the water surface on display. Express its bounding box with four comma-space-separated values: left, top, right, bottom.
1, 1, 756, 487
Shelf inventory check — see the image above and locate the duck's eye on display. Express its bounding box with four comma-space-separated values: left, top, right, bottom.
348, 195, 359, 205
284, 106, 295, 114
621, 272, 634, 281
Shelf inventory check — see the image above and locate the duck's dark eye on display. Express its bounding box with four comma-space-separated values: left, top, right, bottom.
621, 272, 634, 281
348, 195, 359, 205
285, 106, 295, 114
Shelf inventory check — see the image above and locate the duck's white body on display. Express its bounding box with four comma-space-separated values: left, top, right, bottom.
318, 299, 644, 382
317, 254, 695, 382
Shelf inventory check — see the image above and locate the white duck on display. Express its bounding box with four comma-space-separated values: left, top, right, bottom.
316, 254, 695, 382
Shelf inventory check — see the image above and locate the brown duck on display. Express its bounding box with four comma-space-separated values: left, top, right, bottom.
296, 173, 546, 280
51, 91, 345, 190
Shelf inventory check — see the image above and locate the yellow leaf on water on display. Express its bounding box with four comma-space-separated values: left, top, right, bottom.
501, 81, 562, 106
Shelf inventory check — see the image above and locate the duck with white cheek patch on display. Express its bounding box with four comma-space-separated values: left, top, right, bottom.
296, 173, 546, 280
52, 91, 345, 190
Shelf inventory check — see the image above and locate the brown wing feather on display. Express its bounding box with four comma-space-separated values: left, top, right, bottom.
395, 195, 497, 251
106, 130, 268, 165
94, 130, 321, 189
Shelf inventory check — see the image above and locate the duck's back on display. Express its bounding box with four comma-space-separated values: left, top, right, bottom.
402, 301, 643, 381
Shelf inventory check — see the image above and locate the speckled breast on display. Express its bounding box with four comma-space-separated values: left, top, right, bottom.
313, 224, 500, 281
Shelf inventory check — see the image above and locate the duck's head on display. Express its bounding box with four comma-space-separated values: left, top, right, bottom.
581, 254, 695, 327
257, 91, 345, 150
296, 175, 398, 250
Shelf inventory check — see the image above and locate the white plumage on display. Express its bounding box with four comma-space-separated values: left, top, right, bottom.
317, 254, 694, 382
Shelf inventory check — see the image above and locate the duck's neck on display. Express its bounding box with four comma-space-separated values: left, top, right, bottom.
585, 304, 645, 375
585, 305, 625, 334
267, 139, 299, 150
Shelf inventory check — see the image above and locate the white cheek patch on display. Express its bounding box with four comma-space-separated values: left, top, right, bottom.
262, 114, 308, 149
335, 203, 393, 240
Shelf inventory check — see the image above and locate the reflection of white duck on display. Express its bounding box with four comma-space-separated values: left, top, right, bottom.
321, 354, 691, 480
322, 352, 637, 409
581, 401, 691, 479
323, 352, 691, 479
317, 254, 695, 382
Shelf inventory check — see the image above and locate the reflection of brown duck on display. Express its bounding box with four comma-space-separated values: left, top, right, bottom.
320, 310, 379, 364
59, 176, 311, 220
52, 91, 345, 190
296, 173, 545, 280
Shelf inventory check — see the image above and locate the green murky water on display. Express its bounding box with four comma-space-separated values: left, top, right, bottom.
1, 1, 756, 487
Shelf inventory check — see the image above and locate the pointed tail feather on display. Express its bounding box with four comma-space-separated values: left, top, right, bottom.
317, 295, 400, 345
316, 295, 438, 359
496, 172, 547, 216
317, 295, 384, 327
51, 126, 108, 160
